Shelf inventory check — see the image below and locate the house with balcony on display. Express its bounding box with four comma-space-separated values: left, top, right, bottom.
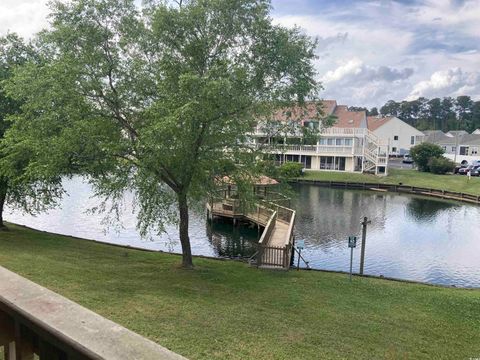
250, 101, 389, 175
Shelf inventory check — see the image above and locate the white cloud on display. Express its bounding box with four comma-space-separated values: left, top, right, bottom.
0, 0, 50, 38
407, 68, 480, 100
322, 59, 413, 85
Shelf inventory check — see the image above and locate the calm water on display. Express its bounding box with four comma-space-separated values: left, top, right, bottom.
5, 177, 480, 287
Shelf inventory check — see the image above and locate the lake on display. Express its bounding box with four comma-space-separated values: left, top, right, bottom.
5, 177, 480, 287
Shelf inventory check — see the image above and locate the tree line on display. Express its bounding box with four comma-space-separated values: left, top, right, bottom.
349, 96, 480, 133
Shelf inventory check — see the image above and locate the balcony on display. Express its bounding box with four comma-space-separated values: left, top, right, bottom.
256, 144, 363, 156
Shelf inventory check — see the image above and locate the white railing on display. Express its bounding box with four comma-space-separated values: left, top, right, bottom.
257, 144, 361, 155
320, 127, 368, 137
252, 126, 369, 138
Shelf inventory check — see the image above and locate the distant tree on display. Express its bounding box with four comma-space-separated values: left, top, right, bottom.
410, 143, 445, 172
0, 34, 62, 229
425, 98, 443, 131
380, 100, 400, 117
455, 96, 474, 132
5, 0, 319, 267
441, 97, 457, 131
472, 101, 480, 131
368, 107, 379, 116
348, 106, 367, 113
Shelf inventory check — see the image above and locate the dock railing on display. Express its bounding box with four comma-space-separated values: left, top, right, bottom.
208, 189, 297, 270
256, 202, 296, 269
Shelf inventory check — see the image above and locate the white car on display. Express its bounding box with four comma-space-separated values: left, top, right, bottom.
402, 154, 413, 164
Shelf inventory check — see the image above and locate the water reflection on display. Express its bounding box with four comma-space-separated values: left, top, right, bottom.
5, 177, 480, 287
292, 184, 480, 288
406, 197, 458, 221
206, 220, 259, 258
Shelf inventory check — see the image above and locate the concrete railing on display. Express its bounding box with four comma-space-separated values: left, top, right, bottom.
0, 266, 187, 360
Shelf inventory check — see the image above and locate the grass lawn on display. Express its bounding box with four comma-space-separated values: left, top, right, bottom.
1, 224, 479, 359
302, 168, 480, 195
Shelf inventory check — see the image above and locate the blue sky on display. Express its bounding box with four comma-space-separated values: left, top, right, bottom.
1, 0, 479, 108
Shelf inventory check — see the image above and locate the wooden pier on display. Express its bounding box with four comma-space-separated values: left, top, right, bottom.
207, 199, 296, 270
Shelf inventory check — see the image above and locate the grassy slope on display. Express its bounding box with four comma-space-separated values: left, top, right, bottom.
0, 224, 479, 360
302, 168, 480, 195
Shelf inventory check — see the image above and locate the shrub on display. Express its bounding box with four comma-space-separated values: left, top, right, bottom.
410, 143, 445, 172
428, 157, 455, 174
279, 162, 304, 179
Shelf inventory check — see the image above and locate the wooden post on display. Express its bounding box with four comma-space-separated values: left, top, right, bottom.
359, 217, 371, 275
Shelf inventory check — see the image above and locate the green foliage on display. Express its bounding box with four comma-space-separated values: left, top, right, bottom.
427, 157, 455, 174
379, 95, 480, 132
410, 143, 445, 172
0, 34, 62, 226
279, 162, 303, 179
4, 0, 319, 265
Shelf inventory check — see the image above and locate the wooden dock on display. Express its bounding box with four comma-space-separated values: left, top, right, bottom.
207, 199, 295, 270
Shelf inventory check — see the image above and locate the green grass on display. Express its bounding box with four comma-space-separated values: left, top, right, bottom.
302, 168, 480, 195
1, 224, 479, 359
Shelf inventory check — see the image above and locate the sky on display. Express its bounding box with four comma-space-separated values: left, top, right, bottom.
1, 0, 479, 108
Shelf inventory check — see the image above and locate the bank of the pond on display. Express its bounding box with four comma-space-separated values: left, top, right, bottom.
1, 224, 479, 360
301, 169, 480, 196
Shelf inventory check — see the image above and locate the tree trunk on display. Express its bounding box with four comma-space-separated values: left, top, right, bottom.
0, 180, 7, 229
177, 193, 194, 268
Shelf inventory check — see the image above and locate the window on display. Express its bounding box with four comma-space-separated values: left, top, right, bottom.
319, 138, 327, 145
327, 138, 335, 145
452, 146, 456, 152
410, 136, 415, 145
334, 157, 346, 171
336, 138, 344, 146
472, 147, 478, 155
392, 147, 397, 153
319, 156, 334, 170
394, 135, 399, 141
344, 139, 353, 146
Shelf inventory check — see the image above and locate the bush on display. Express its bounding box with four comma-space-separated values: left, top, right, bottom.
428, 157, 455, 174
279, 162, 304, 179
410, 143, 445, 172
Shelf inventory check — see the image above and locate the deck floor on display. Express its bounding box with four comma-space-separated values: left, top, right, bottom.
267, 220, 289, 247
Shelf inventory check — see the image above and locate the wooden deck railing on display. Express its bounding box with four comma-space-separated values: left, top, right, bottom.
208, 190, 297, 270
0, 266, 186, 360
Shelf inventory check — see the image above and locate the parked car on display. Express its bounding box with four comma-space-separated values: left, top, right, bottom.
459, 165, 476, 175
469, 165, 480, 177
455, 162, 469, 174
402, 154, 413, 164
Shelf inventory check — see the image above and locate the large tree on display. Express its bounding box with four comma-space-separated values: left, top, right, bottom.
4, 0, 319, 266
0, 34, 62, 229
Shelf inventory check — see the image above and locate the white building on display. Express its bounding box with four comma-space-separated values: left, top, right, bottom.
251, 101, 389, 175
367, 116, 425, 156
422, 131, 480, 163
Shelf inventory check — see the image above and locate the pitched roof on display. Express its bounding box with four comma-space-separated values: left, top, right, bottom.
271, 100, 337, 122
332, 105, 367, 128
423, 132, 456, 144
366, 116, 392, 131
446, 130, 468, 137
458, 134, 480, 146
